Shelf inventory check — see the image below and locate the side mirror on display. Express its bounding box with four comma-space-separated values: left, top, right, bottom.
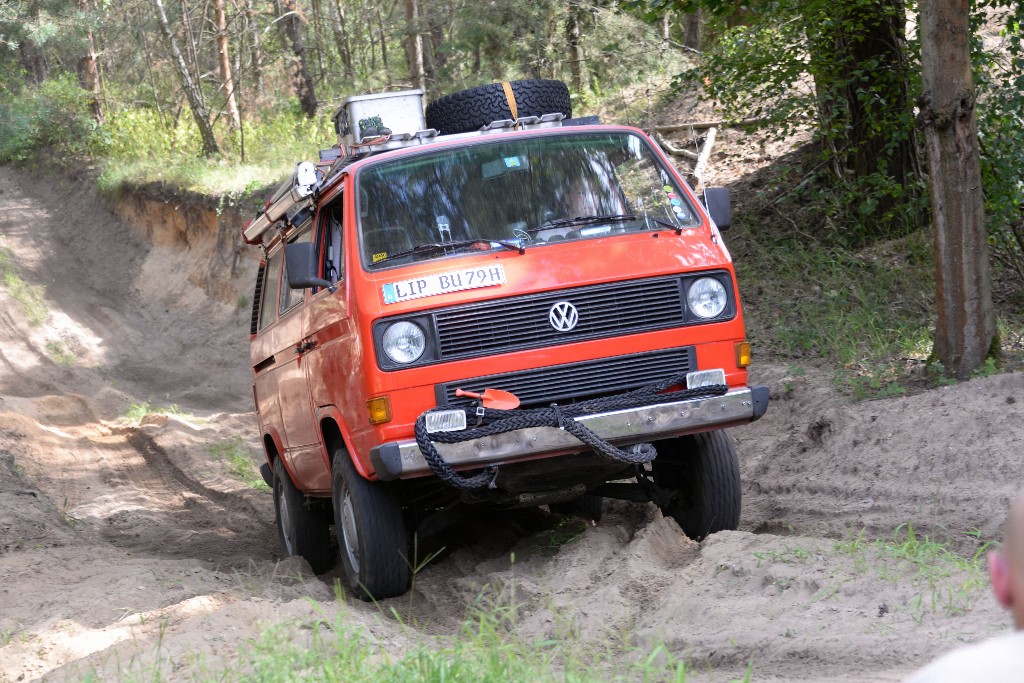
704, 187, 732, 231
285, 242, 335, 291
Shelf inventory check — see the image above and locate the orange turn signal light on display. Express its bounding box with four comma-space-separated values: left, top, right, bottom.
735, 341, 752, 368
367, 396, 392, 425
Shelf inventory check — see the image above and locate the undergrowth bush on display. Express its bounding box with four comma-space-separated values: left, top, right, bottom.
0, 74, 102, 162
974, 3, 1024, 290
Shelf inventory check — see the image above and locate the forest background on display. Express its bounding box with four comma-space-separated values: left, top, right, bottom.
2, 0, 1024, 386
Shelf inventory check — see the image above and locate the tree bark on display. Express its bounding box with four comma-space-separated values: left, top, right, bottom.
18, 39, 48, 85
683, 9, 701, 51
404, 0, 426, 91
179, 0, 206, 111
329, 0, 354, 80
280, 0, 318, 117
243, 0, 264, 97
214, 0, 241, 129
919, 0, 995, 378
77, 29, 103, 122
151, 0, 219, 155
566, 0, 583, 93
377, 4, 391, 85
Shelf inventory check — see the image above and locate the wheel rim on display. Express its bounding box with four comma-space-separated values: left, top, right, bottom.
340, 485, 360, 573
276, 479, 295, 556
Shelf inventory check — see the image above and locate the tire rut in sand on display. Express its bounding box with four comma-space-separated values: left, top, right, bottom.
90, 425, 276, 568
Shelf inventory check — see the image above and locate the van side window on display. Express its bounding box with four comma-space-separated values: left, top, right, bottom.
280, 226, 312, 313
322, 201, 344, 283
258, 248, 283, 331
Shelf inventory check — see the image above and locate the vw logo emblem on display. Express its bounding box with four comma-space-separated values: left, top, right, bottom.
549, 301, 579, 332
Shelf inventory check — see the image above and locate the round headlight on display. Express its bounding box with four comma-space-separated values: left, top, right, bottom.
687, 277, 728, 319
382, 321, 426, 364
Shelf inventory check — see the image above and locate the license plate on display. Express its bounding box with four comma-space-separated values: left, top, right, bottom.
383, 264, 506, 304
686, 368, 726, 389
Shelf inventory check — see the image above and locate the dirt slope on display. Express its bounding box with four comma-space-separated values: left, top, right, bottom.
0, 166, 1022, 682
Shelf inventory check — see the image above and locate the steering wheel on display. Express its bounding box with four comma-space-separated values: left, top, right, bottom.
512, 227, 531, 243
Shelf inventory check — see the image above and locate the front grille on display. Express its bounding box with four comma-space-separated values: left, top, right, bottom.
438, 346, 696, 409
434, 276, 686, 359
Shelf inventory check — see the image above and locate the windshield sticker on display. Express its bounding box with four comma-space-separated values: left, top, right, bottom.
383, 264, 506, 304
372, 252, 388, 263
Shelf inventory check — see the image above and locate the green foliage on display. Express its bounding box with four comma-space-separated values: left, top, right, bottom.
973, 3, 1024, 290
672, 0, 923, 242
95, 103, 334, 195
0, 74, 101, 162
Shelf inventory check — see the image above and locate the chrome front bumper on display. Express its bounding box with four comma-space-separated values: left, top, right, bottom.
370, 385, 769, 480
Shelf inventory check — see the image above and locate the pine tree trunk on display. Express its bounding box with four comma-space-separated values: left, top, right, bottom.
683, 10, 700, 50
920, 0, 995, 378
404, 0, 426, 91
151, 0, 219, 155
243, 0, 264, 97
75, 0, 103, 122
566, 0, 583, 93
215, 0, 241, 129
377, 5, 390, 85
280, 0, 318, 117
19, 39, 48, 84
329, 0, 354, 80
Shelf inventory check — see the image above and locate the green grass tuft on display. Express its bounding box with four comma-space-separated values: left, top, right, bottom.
0, 245, 47, 326
834, 525, 990, 618
120, 401, 195, 424
207, 437, 269, 490
45, 339, 77, 366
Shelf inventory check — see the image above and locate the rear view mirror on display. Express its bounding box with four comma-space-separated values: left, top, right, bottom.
704, 187, 732, 231
285, 242, 334, 291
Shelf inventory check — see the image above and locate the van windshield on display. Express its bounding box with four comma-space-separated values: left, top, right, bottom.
357, 131, 701, 269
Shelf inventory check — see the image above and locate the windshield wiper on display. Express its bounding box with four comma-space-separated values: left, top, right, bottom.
650, 217, 684, 235
374, 239, 524, 265
527, 213, 637, 234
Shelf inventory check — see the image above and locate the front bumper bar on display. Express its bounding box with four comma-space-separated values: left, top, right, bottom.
371, 385, 769, 481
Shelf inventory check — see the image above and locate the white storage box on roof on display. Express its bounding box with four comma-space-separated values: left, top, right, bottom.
332, 90, 426, 145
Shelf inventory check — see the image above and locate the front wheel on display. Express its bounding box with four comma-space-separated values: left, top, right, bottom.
332, 447, 411, 600
652, 430, 741, 540
273, 458, 333, 573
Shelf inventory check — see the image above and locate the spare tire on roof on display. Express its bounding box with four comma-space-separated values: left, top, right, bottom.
425, 79, 573, 135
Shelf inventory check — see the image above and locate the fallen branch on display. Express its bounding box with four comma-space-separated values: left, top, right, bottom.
692, 127, 717, 192
654, 116, 768, 134
652, 132, 700, 160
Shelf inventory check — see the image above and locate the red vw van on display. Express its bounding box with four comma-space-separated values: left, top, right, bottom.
244, 81, 768, 599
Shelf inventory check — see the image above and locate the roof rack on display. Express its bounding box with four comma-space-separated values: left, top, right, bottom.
243, 99, 588, 245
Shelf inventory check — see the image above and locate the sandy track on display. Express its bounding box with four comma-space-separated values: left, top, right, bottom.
0, 166, 1022, 681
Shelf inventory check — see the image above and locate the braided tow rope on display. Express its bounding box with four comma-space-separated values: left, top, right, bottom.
414, 373, 729, 491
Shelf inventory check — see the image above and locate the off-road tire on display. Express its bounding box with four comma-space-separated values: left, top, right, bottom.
652, 430, 741, 541
273, 458, 334, 574
550, 495, 604, 523
425, 79, 573, 135
332, 447, 411, 600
